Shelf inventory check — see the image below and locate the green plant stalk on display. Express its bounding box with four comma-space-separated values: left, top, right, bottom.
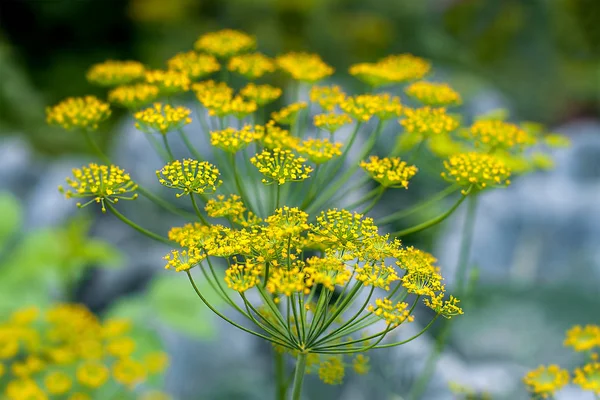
275, 351, 286, 400
177, 128, 203, 160
105, 203, 171, 245
361, 186, 385, 215
339, 186, 380, 211
82, 129, 110, 164
162, 134, 175, 161
190, 194, 209, 225
291, 353, 307, 400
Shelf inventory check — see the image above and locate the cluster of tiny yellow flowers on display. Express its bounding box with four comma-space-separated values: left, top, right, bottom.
108, 83, 160, 109
167, 51, 220, 80
59, 163, 138, 212
194, 29, 256, 58
240, 83, 282, 106
157, 159, 222, 196
276, 52, 334, 83
46, 96, 111, 131
228, 52, 276, 79
251, 148, 313, 185
360, 156, 418, 189
564, 325, 600, 352
469, 119, 533, 152
297, 138, 343, 164
441, 152, 511, 192
405, 81, 462, 106
134, 103, 192, 134
368, 298, 414, 327
349, 54, 431, 87
261, 121, 299, 150
314, 113, 353, 134
310, 85, 346, 111
0, 305, 168, 400
271, 102, 308, 125
523, 365, 570, 399
340, 93, 402, 122
400, 107, 460, 137
204, 194, 246, 219
145, 69, 191, 94
210, 125, 263, 153
318, 356, 345, 385
86, 60, 146, 86
573, 362, 600, 395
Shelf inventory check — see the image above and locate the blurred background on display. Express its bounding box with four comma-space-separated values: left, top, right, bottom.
0, 0, 599, 399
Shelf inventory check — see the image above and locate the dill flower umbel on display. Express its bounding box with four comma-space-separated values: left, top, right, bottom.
368, 298, 414, 327
523, 365, 569, 399
228, 52, 276, 79
134, 103, 192, 134
108, 83, 160, 109
251, 148, 313, 185
86, 60, 145, 86
297, 138, 343, 164
276, 52, 334, 83
304, 256, 351, 290
47, 96, 111, 131
208, 95, 258, 118
349, 54, 431, 87
564, 325, 600, 352
225, 262, 263, 292
240, 83, 282, 106
261, 121, 299, 150
441, 152, 511, 192
314, 113, 353, 134
145, 69, 191, 94
573, 362, 600, 395
157, 159, 222, 196
205, 194, 246, 219
210, 125, 263, 153
194, 29, 256, 58
59, 163, 138, 212
340, 94, 402, 122
167, 51, 220, 80
360, 156, 418, 189
468, 119, 533, 152
310, 85, 346, 111
405, 81, 462, 106
400, 107, 460, 137
271, 102, 308, 125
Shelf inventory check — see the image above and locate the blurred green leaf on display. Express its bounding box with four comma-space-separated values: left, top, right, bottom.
0, 192, 23, 249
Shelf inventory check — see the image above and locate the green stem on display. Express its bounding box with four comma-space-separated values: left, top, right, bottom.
291, 353, 307, 400
82, 129, 110, 164
136, 185, 195, 219
275, 184, 281, 210
162, 134, 175, 161
275, 351, 286, 400
105, 203, 172, 245
190, 194, 209, 225
178, 128, 203, 160
360, 186, 385, 215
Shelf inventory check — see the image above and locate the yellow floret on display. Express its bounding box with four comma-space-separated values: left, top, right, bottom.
228, 52, 276, 79
194, 29, 256, 58
276, 52, 334, 83
46, 96, 111, 131
156, 159, 222, 196
134, 103, 192, 134
405, 81, 462, 106
167, 51, 220, 80
441, 152, 511, 193
360, 156, 418, 188
87, 60, 145, 86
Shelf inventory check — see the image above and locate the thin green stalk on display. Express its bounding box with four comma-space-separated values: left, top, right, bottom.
275, 351, 286, 400
177, 128, 203, 160
162, 134, 175, 161
360, 186, 385, 215
105, 203, 171, 245
291, 353, 307, 400
136, 185, 195, 219
190, 194, 209, 225
82, 129, 110, 164
275, 184, 281, 210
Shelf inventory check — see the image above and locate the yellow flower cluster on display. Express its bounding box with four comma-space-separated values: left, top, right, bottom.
297, 138, 343, 164
304, 256, 351, 291
251, 148, 313, 185
46, 96, 111, 131
225, 262, 263, 292
276, 52, 334, 83
134, 103, 192, 134
240, 83, 282, 106
523, 365, 569, 399
318, 356, 345, 385
405, 81, 462, 106
400, 107, 460, 137
355, 262, 399, 290
210, 125, 264, 153
310, 85, 346, 111
86, 60, 145, 86
156, 159, 222, 196
228, 52, 276, 79
0, 305, 167, 400
194, 29, 256, 58
314, 113, 353, 134
204, 194, 246, 219
368, 298, 414, 327
564, 325, 600, 352
267, 264, 309, 296
574, 362, 600, 395
271, 102, 308, 125
441, 152, 511, 192
360, 156, 418, 189
194, 80, 257, 117
167, 51, 220, 80
108, 83, 160, 109
59, 163, 138, 212
340, 93, 402, 122
349, 54, 431, 87
260, 122, 299, 150
469, 119, 533, 151
145, 69, 191, 94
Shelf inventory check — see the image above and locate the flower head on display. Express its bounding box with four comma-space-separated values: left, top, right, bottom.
108, 83, 160, 109
145, 69, 191, 94
206, 95, 258, 118
441, 152, 511, 193
349, 54, 430, 87
112, 358, 146, 387
523, 365, 569, 399
251, 148, 313, 185
240, 83, 282, 106
469, 119, 533, 152
276, 52, 334, 83
210, 125, 263, 153
368, 298, 414, 326
310, 85, 346, 111
194, 29, 256, 58
266, 263, 309, 297
167, 51, 220, 80
266, 207, 310, 237
304, 256, 351, 291
424, 294, 463, 319
360, 156, 418, 189
564, 325, 600, 352
157, 159, 222, 196
297, 138, 343, 164
318, 356, 345, 385
86, 60, 145, 86
59, 163, 138, 212
310, 209, 378, 251
134, 103, 192, 134
193, 80, 235, 111
261, 121, 299, 150
228, 52, 276, 79
313, 113, 353, 134
573, 362, 600, 395
44, 371, 72, 394
400, 107, 460, 137
340, 94, 402, 122
205, 194, 246, 219
225, 262, 263, 292
77, 362, 110, 388
47, 96, 111, 131
163, 247, 205, 272
271, 102, 308, 125
405, 81, 462, 106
